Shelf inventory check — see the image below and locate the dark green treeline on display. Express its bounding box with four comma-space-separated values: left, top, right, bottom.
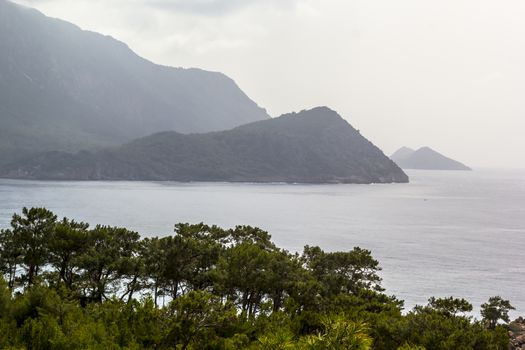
0, 207, 513, 349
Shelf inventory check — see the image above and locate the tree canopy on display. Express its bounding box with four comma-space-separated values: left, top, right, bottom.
0, 207, 513, 349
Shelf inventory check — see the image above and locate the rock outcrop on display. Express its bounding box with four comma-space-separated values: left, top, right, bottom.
509, 317, 525, 350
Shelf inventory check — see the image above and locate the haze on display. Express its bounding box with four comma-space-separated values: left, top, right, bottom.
14, 0, 525, 168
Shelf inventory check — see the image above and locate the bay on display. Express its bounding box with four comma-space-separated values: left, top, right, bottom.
0, 169, 524, 317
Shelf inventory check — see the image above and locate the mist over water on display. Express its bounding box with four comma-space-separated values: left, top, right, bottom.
0, 169, 524, 318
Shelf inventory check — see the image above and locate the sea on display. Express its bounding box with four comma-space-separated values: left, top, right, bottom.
0, 169, 524, 318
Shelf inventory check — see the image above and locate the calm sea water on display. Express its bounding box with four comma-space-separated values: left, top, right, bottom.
0, 169, 524, 318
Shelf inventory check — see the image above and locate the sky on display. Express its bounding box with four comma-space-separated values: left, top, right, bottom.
14, 0, 525, 168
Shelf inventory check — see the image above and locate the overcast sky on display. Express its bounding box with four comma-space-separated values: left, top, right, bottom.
14, 0, 525, 168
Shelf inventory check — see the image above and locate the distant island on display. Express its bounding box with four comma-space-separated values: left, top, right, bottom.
1, 107, 409, 184
391, 146, 472, 171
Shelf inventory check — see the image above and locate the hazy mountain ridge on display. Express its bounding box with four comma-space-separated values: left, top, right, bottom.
391, 146, 471, 170
0, 0, 269, 165
1, 107, 409, 184
390, 147, 415, 162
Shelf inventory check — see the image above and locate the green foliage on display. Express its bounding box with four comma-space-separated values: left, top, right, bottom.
397, 344, 426, 350
303, 245, 383, 298
481, 296, 515, 329
370, 303, 509, 350
0, 228, 20, 289
11, 207, 57, 287
258, 329, 296, 350
76, 225, 140, 303
0, 207, 513, 349
47, 218, 90, 290
165, 290, 238, 349
426, 297, 473, 317
301, 315, 372, 349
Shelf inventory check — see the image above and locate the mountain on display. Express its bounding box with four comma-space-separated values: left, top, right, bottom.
390, 147, 415, 161
391, 147, 471, 170
1, 107, 409, 184
0, 0, 269, 165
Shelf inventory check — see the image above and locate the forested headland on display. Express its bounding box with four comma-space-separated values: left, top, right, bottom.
1, 108, 408, 184
0, 207, 515, 349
